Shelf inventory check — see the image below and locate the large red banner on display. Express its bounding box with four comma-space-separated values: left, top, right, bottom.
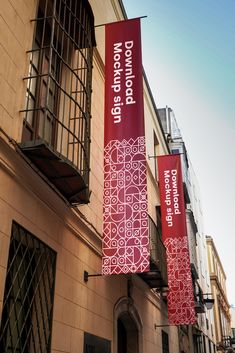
102, 19, 149, 275
157, 154, 196, 325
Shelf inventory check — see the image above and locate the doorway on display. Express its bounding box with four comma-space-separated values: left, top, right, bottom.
117, 312, 139, 353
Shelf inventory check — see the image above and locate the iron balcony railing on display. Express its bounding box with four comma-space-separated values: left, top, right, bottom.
194, 284, 205, 314
149, 216, 168, 283
139, 216, 168, 289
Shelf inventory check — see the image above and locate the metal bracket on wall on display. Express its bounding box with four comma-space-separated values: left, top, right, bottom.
154, 324, 175, 329
84, 270, 102, 282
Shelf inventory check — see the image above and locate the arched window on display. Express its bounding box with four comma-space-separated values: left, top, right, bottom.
21, 0, 96, 204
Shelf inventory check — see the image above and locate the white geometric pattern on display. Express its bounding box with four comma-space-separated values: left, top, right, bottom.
165, 237, 196, 325
102, 137, 149, 275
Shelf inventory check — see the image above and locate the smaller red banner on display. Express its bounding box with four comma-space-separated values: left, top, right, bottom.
157, 154, 196, 325
158, 154, 187, 240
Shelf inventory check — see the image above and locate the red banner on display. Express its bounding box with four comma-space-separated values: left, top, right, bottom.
102, 19, 149, 275
157, 154, 196, 325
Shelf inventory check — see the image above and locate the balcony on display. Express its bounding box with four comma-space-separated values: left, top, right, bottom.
19, 138, 90, 204
194, 285, 205, 313
218, 336, 235, 352
195, 300, 205, 314
139, 216, 168, 289
19, 0, 96, 205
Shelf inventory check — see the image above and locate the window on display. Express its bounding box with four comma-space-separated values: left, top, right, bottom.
171, 148, 180, 154
21, 0, 96, 204
162, 330, 169, 353
84, 332, 111, 353
0, 222, 57, 353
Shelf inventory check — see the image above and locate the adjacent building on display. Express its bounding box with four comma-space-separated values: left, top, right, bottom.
206, 236, 231, 352
231, 306, 235, 339
158, 107, 217, 353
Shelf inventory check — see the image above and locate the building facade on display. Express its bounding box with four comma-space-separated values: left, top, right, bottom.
158, 107, 217, 353
231, 306, 235, 339
0, 1, 180, 353
206, 236, 231, 352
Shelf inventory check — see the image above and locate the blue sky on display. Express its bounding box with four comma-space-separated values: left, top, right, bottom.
122, 0, 235, 303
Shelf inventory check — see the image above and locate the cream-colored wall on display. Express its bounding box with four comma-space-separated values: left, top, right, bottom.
143, 81, 169, 221
131, 276, 179, 353
0, 136, 124, 351
206, 237, 231, 347
0, 0, 37, 142
0, 142, 179, 353
89, 0, 125, 63
0, 0, 36, 317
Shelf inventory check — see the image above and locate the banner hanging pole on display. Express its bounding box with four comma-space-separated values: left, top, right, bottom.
95, 16, 147, 28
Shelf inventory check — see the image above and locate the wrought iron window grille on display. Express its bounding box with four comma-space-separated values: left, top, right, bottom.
20, 0, 96, 204
0, 221, 57, 353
